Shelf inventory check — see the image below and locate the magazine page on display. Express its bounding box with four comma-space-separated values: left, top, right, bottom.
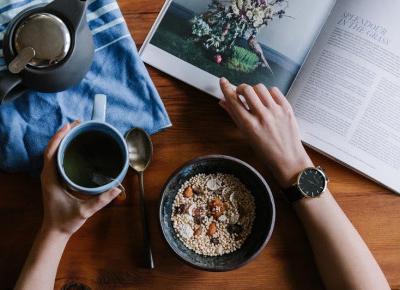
287, 0, 400, 193
140, 0, 335, 98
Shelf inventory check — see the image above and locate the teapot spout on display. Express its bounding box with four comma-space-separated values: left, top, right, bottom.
45, 0, 88, 32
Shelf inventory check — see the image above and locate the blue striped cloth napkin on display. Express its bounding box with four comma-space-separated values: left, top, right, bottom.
0, 0, 171, 173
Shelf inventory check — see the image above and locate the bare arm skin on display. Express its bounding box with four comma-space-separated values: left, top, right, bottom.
15, 122, 121, 290
219, 78, 390, 290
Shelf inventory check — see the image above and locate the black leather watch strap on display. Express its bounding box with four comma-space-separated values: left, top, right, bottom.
284, 185, 305, 203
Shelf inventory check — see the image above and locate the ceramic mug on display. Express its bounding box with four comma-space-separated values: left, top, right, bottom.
56, 94, 129, 195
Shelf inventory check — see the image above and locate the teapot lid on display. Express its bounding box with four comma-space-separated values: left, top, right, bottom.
13, 13, 71, 68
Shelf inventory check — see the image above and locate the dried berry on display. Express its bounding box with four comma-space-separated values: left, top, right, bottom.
207, 222, 217, 236
238, 204, 246, 216
210, 237, 219, 245
192, 185, 203, 195
174, 204, 187, 215
193, 207, 204, 217
227, 224, 243, 235
183, 186, 193, 198
194, 216, 205, 225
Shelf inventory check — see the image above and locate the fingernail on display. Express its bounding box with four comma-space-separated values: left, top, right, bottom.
270, 87, 283, 95
71, 120, 81, 126
61, 123, 70, 131
220, 77, 228, 85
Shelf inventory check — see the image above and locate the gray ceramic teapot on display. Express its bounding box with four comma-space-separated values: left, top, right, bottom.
0, 0, 94, 104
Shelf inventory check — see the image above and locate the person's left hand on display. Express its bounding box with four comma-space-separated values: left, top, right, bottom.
40, 121, 121, 237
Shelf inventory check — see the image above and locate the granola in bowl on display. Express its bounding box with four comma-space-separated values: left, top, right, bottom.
171, 173, 256, 256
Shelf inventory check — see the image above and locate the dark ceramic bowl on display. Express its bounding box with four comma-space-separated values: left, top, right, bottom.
159, 155, 276, 271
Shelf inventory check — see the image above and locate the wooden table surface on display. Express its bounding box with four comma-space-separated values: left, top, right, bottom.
1, 1, 399, 289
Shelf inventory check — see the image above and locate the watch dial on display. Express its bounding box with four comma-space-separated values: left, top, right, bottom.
298, 168, 326, 197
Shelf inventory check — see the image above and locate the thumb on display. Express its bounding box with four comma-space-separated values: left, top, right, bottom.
83, 188, 121, 216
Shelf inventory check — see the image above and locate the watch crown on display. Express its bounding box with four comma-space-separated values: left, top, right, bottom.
317, 166, 329, 182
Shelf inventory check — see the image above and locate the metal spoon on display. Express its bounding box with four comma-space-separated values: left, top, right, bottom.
125, 128, 154, 269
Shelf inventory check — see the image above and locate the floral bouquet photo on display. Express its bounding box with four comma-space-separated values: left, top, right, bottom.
191, 0, 289, 73
142, 0, 324, 95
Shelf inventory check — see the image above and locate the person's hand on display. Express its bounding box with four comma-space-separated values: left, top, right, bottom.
40, 122, 121, 237
219, 78, 313, 188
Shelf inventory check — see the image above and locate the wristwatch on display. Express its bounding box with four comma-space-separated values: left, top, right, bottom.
283, 166, 329, 203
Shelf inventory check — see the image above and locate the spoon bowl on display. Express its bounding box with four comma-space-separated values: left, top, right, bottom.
126, 128, 153, 172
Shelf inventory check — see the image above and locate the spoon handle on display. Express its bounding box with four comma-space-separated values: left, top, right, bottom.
138, 171, 155, 269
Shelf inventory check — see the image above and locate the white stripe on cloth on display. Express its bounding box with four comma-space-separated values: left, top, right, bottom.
0, 0, 26, 11
86, 2, 119, 22
0, 0, 113, 28
91, 16, 124, 35
0, 0, 52, 25
95, 33, 129, 52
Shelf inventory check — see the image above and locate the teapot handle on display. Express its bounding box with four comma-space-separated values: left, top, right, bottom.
0, 71, 23, 105
46, 0, 88, 31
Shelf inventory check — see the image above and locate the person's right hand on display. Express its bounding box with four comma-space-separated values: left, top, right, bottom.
40, 122, 121, 237
219, 78, 313, 188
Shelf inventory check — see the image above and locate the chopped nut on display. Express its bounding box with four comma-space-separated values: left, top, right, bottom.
194, 227, 202, 237
209, 198, 225, 218
207, 222, 217, 236
183, 186, 193, 198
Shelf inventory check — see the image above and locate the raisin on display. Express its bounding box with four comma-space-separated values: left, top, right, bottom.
210, 237, 219, 245
227, 224, 243, 235
238, 204, 246, 216
192, 186, 203, 195
174, 204, 187, 214
194, 216, 205, 225
193, 207, 203, 217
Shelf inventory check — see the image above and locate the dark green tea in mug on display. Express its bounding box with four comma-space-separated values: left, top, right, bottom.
63, 131, 124, 188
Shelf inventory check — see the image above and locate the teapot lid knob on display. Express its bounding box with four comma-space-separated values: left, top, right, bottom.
13, 13, 71, 68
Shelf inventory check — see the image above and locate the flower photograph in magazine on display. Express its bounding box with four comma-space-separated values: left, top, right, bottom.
149, 0, 333, 94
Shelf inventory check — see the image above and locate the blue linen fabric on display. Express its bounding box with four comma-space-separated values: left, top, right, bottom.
0, 0, 171, 173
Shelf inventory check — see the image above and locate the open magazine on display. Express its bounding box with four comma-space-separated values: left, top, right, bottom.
140, 0, 400, 194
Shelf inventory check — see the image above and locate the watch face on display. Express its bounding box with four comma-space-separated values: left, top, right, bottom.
298, 168, 326, 197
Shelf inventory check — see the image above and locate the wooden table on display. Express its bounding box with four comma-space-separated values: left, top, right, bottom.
0, 1, 399, 289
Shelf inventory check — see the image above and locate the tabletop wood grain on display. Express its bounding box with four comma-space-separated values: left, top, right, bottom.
0, 0, 399, 289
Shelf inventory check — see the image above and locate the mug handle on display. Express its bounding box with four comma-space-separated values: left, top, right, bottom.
92, 94, 107, 122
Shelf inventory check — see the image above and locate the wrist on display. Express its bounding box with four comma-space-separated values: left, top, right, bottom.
275, 153, 314, 188
39, 224, 72, 242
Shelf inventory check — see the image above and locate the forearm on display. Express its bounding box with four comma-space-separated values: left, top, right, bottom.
294, 190, 390, 290
15, 227, 70, 290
